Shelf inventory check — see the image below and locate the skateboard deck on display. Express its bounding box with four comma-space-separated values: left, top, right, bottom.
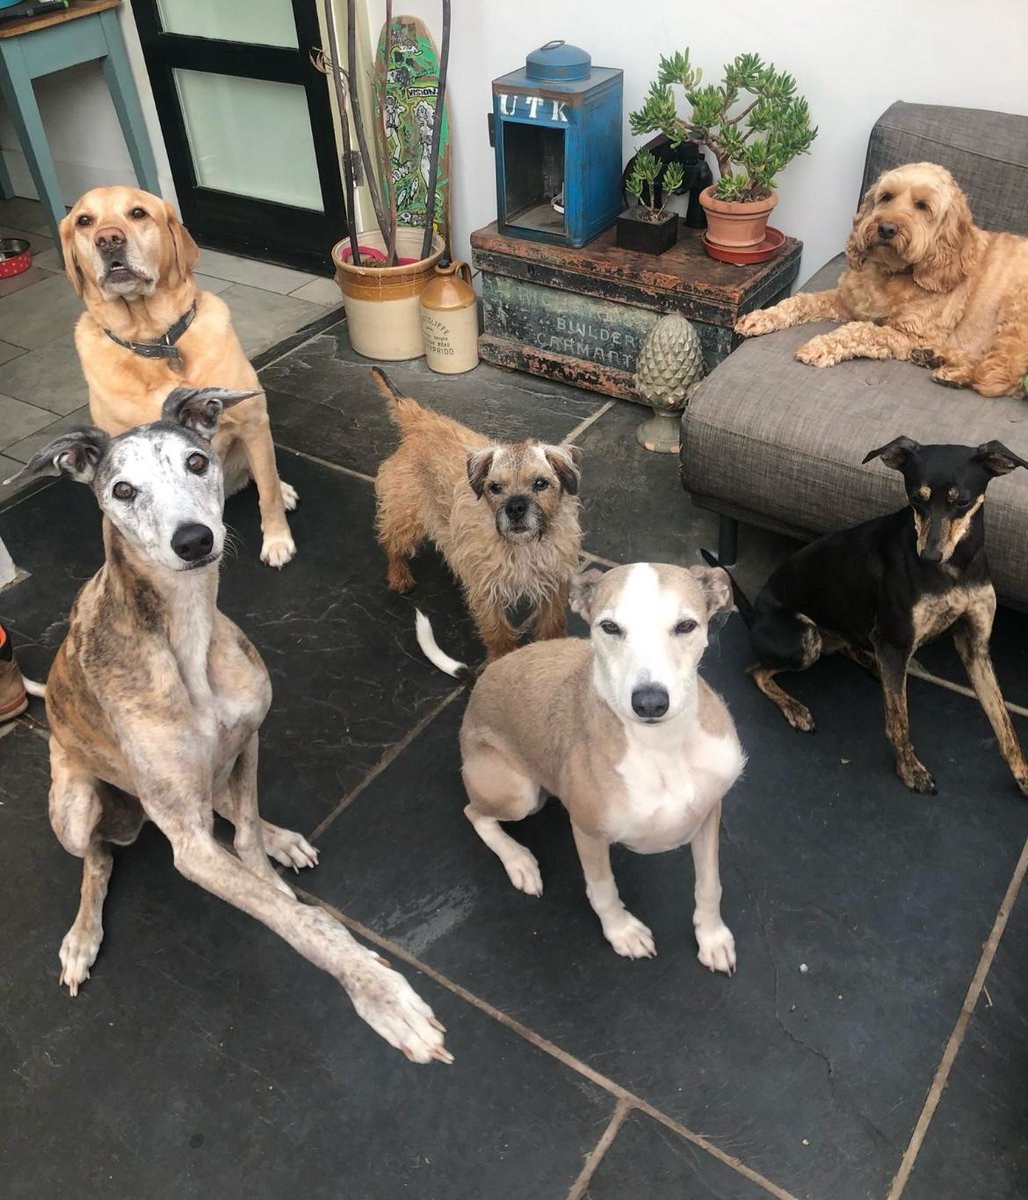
373, 14, 450, 246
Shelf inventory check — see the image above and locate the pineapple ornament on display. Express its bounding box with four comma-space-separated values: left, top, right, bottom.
633, 312, 706, 452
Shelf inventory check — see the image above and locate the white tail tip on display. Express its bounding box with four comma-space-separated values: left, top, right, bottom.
22, 676, 46, 698
415, 609, 469, 679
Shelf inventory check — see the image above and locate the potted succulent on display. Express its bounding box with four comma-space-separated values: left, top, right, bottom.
629, 50, 817, 260
616, 150, 684, 255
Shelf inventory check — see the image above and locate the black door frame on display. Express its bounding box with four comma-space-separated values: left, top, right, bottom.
131, 0, 346, 274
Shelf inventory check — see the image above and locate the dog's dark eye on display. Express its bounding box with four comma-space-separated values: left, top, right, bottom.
532, 477, 549, 491
129, 207, 148, 220
75, 213, 93, 227
952, 495, 973, 511
674, 619, 698, 635
599, 619, 623, 636
113, 481, 136, 501
488, 482, 503, 495
878, 192, 892, 204
914, 200, 930, 212
186, 452, 208, 474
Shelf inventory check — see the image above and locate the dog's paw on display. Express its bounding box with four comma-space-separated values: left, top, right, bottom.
1013, 766, 1028, 798
262, 823, 319, 872
603, 911, 656, 959
502, 846, 543, 897
930, 364, 973, 390
59, 923, 103, 997
349, 953, 453, 1065
696, 922, 736, 975
900, 759, 937, 795
783, 700, 816, 733
910, 347, 945, 370
261, 533, 297, 568
735, 310, 782, 337
795, 337, 840, 368
280, 480, 300, 512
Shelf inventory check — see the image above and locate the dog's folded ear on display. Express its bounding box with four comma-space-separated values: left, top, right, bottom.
688, 565, 733, 617
163, 387, 258, 438
58, 211, 86, 298
467, 447, 497, 498
570, 567, 606, 620
975, 441, 1028, 476
3, 427, 109, 487
862, 435, 920, 469
844, 183, 877, 270
545, 445, 582, 495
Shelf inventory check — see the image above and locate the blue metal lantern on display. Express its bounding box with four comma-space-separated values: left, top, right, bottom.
491, 41, 623, 247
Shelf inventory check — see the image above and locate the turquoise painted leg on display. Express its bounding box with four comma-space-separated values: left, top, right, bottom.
0, 41, 65, 244
0, 146, 13, 201
98, 8, 160, 195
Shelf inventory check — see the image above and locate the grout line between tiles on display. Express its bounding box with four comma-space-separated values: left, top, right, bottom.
299, 893, 800, 1200
306, 687, 461, 843
564, 1098, 630, 1200
563, 400, 615, 444
887, 832, 1028, 1199
275, 443, 375, 485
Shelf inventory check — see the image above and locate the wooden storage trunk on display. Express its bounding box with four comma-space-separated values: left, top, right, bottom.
471, 220, 802, 403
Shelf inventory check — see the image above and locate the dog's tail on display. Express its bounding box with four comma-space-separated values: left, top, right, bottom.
415, 610, 476, 687
22, 675, 46, 698
370, 367, 424, 428
700, 548, 755, 626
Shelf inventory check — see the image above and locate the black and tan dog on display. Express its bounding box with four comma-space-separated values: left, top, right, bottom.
710, 437, 1028, 796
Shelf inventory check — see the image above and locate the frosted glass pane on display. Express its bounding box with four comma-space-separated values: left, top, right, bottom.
174, 70, 323, 211
157, 0, 298, 48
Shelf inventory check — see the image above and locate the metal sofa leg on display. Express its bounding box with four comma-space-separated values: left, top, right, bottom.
718, 515, 739, 566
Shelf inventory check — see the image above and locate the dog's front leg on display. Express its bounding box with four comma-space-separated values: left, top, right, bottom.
570, 822, 655, 959
690, 801, 735, 975
953, 618, 1028, 796
534, 584, 568, 642
468, 590, 520, 662
239, 416, 297, 568
795, 322, 920, 368
874, 640, 936, 794
735, 290, 848, 337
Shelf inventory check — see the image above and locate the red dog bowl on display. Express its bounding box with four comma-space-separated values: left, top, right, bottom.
0, 238, 31, 279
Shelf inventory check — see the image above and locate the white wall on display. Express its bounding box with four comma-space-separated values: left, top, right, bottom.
4, 1, 1025, 278
365, 0, 1028, 279
0, 5, 177, 209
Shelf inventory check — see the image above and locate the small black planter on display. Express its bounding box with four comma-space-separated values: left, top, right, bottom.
615, 208, 678, 255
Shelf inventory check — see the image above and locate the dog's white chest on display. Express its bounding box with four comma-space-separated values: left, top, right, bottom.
607, 727, 744, 854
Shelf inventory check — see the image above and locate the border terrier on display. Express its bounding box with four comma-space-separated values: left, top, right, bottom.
372, 369, 583, 662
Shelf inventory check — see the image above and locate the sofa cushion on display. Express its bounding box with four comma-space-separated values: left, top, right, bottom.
860, 102, 1028, 235
682, 333, 1028, 604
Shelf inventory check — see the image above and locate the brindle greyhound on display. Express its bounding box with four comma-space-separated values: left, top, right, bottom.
7, 390, 451, 1065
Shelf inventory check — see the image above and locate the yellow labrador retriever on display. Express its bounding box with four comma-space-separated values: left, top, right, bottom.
60, 186, 297, 567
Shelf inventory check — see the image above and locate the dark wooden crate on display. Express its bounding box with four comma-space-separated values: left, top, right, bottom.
471, 219, 802, 403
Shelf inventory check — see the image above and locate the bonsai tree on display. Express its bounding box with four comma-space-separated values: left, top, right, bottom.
625, 150, 685, 221
629, 50, 817, 202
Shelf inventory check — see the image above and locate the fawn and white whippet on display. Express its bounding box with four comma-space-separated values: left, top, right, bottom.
8, 390, 450, 1064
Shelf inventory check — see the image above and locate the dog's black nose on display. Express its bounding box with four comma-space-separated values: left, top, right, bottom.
171, 523, 214, 563
877, 221, 897, 241
921, 545, 944, 564
631, 685, 670, 720
505, 495, 528, 522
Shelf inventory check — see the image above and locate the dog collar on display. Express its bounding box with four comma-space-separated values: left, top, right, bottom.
103, 302, 197, 362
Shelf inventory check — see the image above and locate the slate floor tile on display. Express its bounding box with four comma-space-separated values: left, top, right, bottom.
0, 263, 57, 298
0, 271, 84, 350
3, 405, 91, 464
0, 334, 88, 416
197, 246, 321, 294
219, 283, 331, 358
0, 391, 61, 446
0, 339, 24, 367
0, 195, 53, 236
901, 867, 1028, 1200
261, 324, 605, 479
584, 1110, 775, 1199
0, 725, 613, 1200
309, 619, 1028, 1200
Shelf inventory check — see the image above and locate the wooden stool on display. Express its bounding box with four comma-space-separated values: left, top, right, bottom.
0, 0, 160, 244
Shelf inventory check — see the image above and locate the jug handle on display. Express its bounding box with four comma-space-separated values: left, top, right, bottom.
451, 260, 473, 287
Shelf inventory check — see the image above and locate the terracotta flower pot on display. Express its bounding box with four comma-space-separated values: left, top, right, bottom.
332, 228, 444, 360
698, 186, 778, 251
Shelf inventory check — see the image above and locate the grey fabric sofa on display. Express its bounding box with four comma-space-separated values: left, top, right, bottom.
680, 102, 1028, 605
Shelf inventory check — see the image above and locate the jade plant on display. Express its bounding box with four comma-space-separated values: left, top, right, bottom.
629, 50, 817, 202
625, 150, 685, 221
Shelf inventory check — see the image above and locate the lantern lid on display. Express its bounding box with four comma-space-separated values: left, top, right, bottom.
525, 40, 591, 81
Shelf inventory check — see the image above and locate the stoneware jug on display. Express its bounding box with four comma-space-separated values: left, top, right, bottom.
419, 260, 479, 374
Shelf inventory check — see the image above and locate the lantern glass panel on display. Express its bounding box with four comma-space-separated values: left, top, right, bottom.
501, 122, 566, 237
